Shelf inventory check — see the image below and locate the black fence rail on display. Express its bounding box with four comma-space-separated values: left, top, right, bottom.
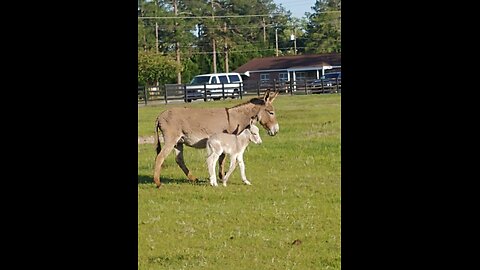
138, 78, 340, 105
242, 78, 341, 96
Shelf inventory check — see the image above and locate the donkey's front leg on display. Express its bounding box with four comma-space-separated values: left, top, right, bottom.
237, 155, 251, 185
222, 155, 238, 187
206, 152, 219, 187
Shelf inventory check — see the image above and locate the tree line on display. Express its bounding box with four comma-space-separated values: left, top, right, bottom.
138, 0, 341, 86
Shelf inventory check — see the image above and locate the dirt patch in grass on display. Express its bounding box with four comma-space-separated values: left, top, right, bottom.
138, 136, 160, 144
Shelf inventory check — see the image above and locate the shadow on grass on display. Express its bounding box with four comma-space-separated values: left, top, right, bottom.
138, 175, 208, 186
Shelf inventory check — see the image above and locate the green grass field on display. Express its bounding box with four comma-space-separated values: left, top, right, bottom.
138, 94, 341, 269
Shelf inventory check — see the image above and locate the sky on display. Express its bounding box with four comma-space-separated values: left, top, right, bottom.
273, 0, 317, 19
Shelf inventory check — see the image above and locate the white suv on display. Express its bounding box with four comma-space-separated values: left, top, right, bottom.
186, 72, 243, 101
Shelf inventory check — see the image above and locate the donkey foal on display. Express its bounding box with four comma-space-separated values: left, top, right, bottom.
206, 124, 262, 187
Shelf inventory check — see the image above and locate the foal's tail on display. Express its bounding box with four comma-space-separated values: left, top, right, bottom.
206, 140, 212, 157
154, 117, 162, 155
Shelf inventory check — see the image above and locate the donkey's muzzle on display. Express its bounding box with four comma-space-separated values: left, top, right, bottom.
268, 124, 279, 136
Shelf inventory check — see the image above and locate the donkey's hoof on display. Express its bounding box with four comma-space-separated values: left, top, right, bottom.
244, 180, 251, 185
187, 173, 198, 182
190, 179, 200, 185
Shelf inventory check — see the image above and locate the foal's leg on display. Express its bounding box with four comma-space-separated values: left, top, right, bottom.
218, 153, 226, 180
206, 151, 220, 187
237, 154, 251, 185
153, 138, 177, 188
222, 154, 238, 187
174, 143, 197, 183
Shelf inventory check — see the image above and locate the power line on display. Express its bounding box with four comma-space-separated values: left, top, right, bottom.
162, 47, 310, 55
138, 14, 281, 19
145, 19, 340, 31
137, 11, 340, 20
154, 24, 278, 30
278, 0, 313, 3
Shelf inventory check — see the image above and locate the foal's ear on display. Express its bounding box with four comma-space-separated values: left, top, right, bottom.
269, 90, 279, 102
263, 89, 279, 103
263, 89, 271, 102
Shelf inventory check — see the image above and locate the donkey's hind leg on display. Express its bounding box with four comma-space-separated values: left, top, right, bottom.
206, 151, 220, 187
153, 139, 176, 188
218, 153, 226, 180
174, 143, 198, 182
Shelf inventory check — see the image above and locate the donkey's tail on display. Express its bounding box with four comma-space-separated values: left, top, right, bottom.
154, 117, 162, 155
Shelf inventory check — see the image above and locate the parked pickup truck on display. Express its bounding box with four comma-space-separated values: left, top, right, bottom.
185, 73, 244, 101
310, 72, 341, 94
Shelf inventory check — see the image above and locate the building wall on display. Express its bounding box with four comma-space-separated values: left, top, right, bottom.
242, 68, 340, 92
245, 70, 320, 84
327, 68, 341, 74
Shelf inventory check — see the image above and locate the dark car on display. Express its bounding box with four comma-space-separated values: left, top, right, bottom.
184, 88, 206, 102
310, 72, 341, 93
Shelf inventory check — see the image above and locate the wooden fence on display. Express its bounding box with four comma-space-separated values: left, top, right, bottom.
138, 78, 341, 105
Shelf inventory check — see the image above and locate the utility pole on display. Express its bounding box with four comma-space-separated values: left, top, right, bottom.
291, 27, 297, 55
275, 25, 279, 57
173, 0, 181, 83
294, 28, 297, 55
212, 39, 217, 73
139, 7, 147, 51
211, 1, 217, 73
155, 22, 159, 88
224, 21, 228, 73
154, 3, 159, 88
262, 18, 266, 44
155, 22, 159, 53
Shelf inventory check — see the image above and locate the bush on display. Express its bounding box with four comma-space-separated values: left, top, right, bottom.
138, 51, 182, 86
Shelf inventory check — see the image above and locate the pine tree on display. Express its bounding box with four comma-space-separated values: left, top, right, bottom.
304, 0, 341, 53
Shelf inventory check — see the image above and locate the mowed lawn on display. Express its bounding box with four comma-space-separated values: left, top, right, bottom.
138, 94, 341, 269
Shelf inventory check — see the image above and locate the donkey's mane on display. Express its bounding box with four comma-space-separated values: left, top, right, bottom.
227, 98, 265, 110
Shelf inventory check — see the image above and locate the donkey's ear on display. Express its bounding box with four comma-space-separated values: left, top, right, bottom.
263, 89, 271, 102
269, 90, 279, 102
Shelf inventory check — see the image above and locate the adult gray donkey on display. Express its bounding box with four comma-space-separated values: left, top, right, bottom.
153, 90, 280, 188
